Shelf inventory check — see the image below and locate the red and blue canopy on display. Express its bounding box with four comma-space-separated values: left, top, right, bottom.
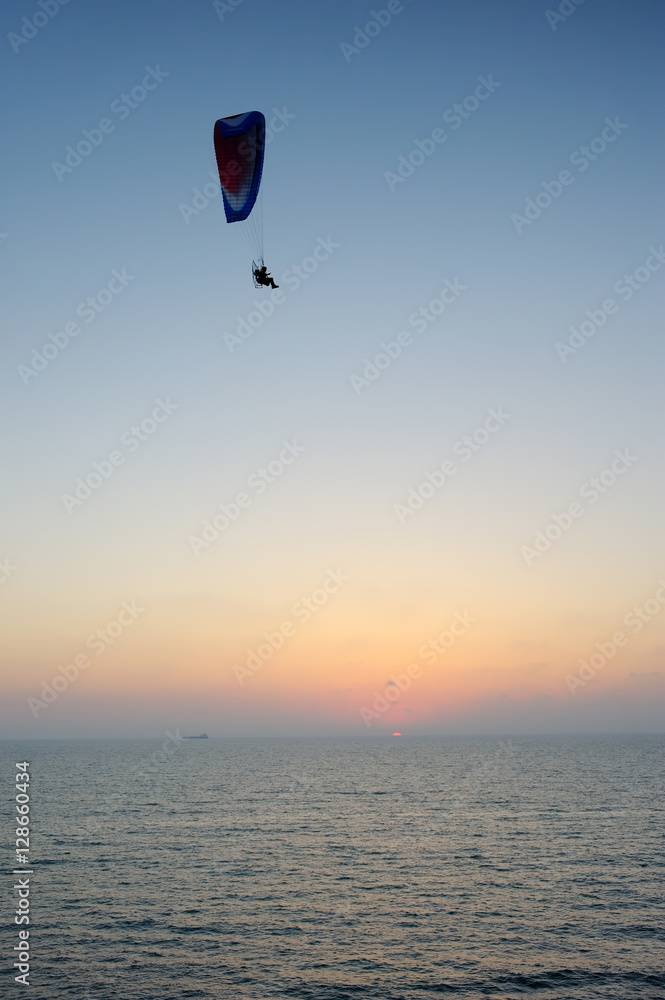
213, 111, 265, 223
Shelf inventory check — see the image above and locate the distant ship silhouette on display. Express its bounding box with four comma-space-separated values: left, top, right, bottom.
183, 733, 208, 739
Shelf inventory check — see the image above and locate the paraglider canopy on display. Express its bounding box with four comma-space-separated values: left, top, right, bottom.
213, 110, 265, 224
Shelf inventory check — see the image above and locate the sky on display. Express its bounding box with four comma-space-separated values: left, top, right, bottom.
1, 0, 663, 738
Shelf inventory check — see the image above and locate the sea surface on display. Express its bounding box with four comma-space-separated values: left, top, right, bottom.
1, 735, 663, 1000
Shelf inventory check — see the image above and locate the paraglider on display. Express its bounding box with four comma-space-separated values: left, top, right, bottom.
213, 110, 276, 286
253, 264, 278, 289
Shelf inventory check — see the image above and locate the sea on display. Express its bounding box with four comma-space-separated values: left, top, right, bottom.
1, 735, 663, 1000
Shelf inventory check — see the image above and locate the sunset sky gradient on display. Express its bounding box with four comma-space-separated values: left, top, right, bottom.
1, 0, 663, 737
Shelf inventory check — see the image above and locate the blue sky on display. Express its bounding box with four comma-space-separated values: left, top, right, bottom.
1, 0, 664, 737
